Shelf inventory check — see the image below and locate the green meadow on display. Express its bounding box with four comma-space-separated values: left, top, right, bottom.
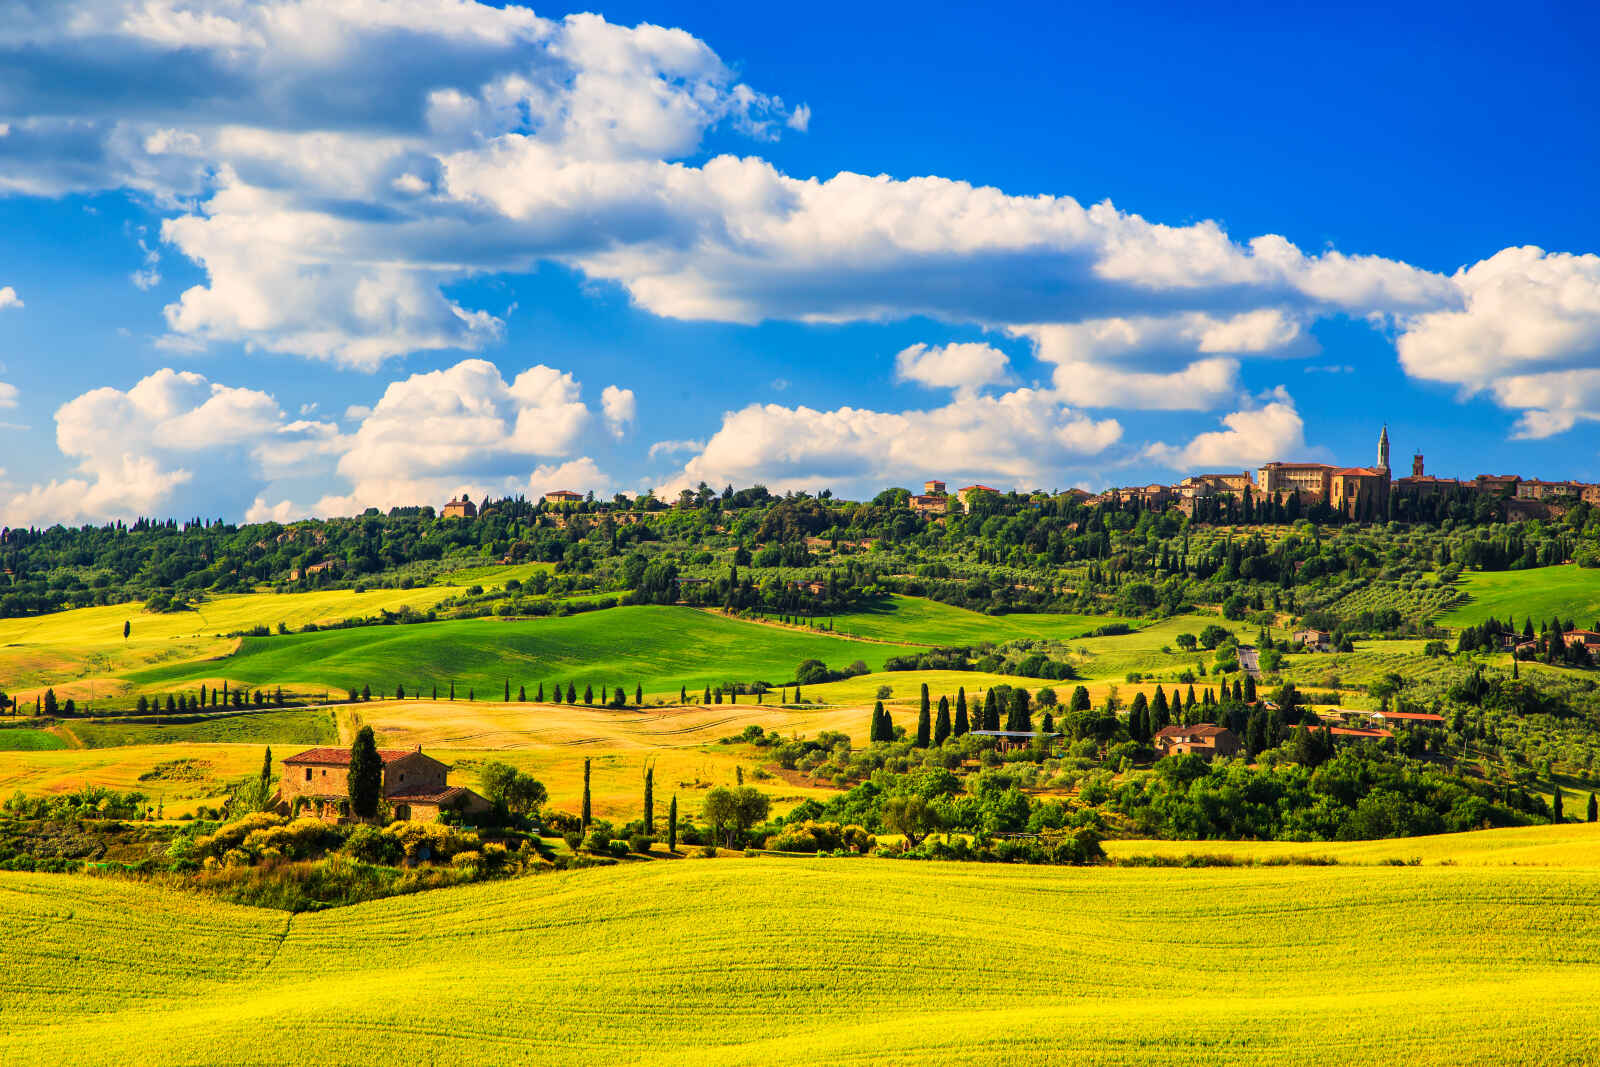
828, 594, 1130, 645
4, 839, 1600, 1065
127, 606, 920, 698
1438, 564, 1600, 628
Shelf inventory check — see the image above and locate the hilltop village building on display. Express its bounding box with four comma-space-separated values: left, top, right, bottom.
279, 746, 490, 823
441, 494, 477, 519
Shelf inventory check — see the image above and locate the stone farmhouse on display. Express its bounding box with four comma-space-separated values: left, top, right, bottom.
441, 494, 477, 519
279, 746, 490, 823
542, 489, 583, 505
1153, 724, 1241, 760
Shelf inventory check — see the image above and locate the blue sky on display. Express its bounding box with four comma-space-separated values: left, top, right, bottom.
1, 0, 1598, 525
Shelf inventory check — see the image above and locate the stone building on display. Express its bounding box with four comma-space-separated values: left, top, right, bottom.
542, 489, 583, 506
279, 746, 490, 823
1153, 724, 1241, 760
1257, 462, 1335, 504
441, 494, 477, 519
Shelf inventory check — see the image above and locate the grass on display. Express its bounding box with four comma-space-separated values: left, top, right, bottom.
0, 728, 68, 752
1437, 564, 1600, 629
64, 708, 338, 750
5, 844, 1600, 1064
436, 561, 556, 587
828, 595, 1131, 645
0, 743, 264, 813
127, 606, 919, 699
0, 586, 466, 702
1105, 821, 1600, 867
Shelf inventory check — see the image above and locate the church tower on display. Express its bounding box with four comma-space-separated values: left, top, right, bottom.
1412, 453, 1424, 478
1377, 425, 1390, 472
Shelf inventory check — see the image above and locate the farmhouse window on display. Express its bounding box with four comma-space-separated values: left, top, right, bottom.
305, 768, 312, 782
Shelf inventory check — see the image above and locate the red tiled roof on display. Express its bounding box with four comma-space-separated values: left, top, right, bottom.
388, 786, 474, 804
1328, 727, 1392, 738
282, 747, 421, 766
1374, 711, 1446, 722
1333, 467, 1387, 477
1154, 724, 1232, 739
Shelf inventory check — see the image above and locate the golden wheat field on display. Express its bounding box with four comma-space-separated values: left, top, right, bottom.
4, 834, 1600, 1066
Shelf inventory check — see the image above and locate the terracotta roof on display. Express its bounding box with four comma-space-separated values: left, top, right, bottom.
1372, 711, 1446, 722
1327, 727, 1392, 738
1155, 724, 1232, 739
388, 786, 474, 804
282, 747, 423, 766
1333, 467, 1387, 477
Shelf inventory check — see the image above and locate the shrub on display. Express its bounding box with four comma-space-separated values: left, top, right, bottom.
628, 834, 654, 854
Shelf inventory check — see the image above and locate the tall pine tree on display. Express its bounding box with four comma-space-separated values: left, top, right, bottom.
934, 696, 951, 746
954, 687, 968, 736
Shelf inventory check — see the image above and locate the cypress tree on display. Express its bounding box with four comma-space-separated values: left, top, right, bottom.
934, 696, 951, 746
869, 701, 882, 741
915, 699, 931, 748
582, 758, 592, 828
644, 763, 655, 834
519, 685, 527, 701
1553, 790, 1565, 822
954, 688, 969, 736
1588, 793, 1597, 823
347, 726, 383, 821
668, 795, 679, 852
794, 685, 803, 702
468, 688, 475, 701
537, 683, 544, 701
1244, 675, 1257, 703
505, 679, 511, 702
584, 684, 594, 705
259, 745, 273, 792
1070, 685, 1091, 712
681, 685, 688, 704
566, 682, 577, 703
432, 684, 438, 701
983, 688, 1000, 731
636, 684, 643, 705
449, 680, 455, 701
396, 684, 405, 700
1005, 688, 1031, 733
704, 684, 712, 704
1129, 692, 1150, 742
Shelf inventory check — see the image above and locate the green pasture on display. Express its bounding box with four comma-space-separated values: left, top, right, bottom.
828, 595, 1130, 646
435, 561, 556, 587
0, 728, 68, 752
5, 847, 1600, 1064
1438, 564, 1600, 628
127, 607, 918, 698
64, 709, 338, 750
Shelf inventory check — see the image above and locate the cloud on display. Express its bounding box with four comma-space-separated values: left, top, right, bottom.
0, 286, 20, 310
1144, 389, 1305, 471
787, 103, 811, 133
648, 438, 705, 459
893, 342, 1013, 394
600, 384, 636, 438
529, 457, 607, 499
321, 358, 592, 509
662, 387, 1122, 497
1, 357, 625, 526
1396, 247, 1600, 436
0, 382, 16, 409
0, 367, 315, 525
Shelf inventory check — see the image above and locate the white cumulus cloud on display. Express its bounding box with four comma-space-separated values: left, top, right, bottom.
893, 342, 1014, 394
600, 384, 636, 439
1144, 389, 1306, 471
0, 286, 20, 310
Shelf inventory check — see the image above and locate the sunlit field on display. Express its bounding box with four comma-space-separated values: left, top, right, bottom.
827, 595, 1130, 645
5, 843, 1600, 1065
1437, 564, 1600, 629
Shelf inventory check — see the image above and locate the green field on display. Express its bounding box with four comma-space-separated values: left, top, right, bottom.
64, 709, 338, 750
436, 561, 556, 587
5, 838, 1600, 1065
128, 607, 918, 697
829, 595, 1131, 645
1438, 564, 1600, 628
0, 728, 67, 752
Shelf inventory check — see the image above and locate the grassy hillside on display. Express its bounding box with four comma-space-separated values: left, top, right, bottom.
1438, 564, 1600, 628
829, 595, 1129, 645
129, 606, 918, 701
0, 586, 465, 701
5, 847, 1600, 1065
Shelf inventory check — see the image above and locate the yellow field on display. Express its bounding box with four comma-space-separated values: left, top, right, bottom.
4, 846, 1600, 1064
1105, 820, 1600, 867
0, 586, 461, 702
0, 742, 263, 814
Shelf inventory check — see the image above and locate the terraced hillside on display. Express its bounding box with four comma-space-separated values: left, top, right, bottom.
1437, 564, 1600, 628
5, 835, 1600, 1065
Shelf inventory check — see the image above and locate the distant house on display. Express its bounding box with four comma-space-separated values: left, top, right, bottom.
957, 484, 1001, 507
909, 493, 949, 516
543, 489, 583, 506
442, 494, 478, 519
1561, 630, 1600, 652
279, 746, 490, 823
1293, 628, 1332, 652
1154, 724, 1240, 760
968, 729, 1058, 753
923, 479, 947, 496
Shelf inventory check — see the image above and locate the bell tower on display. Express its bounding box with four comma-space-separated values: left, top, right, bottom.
1377, 425, 1390, 472
1412, 453, 1424, 478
